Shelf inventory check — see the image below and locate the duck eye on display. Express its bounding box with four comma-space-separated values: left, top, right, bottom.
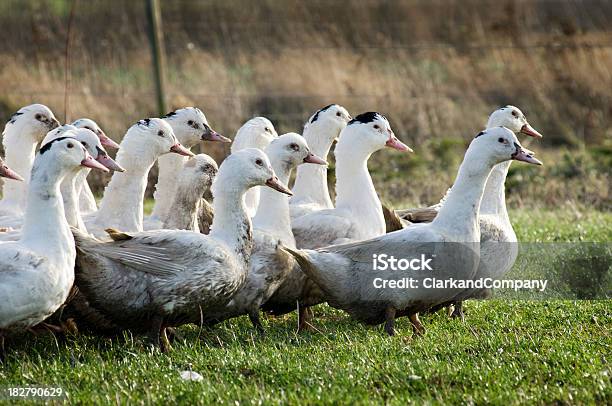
187, 120, 194, 126
373, 124, 380, 129
511, 111, 518, 117
67, 142, 74, 148
255, 159, 264, 166
158, 130, 164, 137
336, 112, 341, 117
290, 143, 299, 151
85, 126, 92, 131
265, 127, 270, 132
35, 114, 42, 120
498, 137, 505, 143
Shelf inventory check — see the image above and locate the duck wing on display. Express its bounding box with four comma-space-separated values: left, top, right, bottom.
73, 228, 220, 278
292, 209, 354, 249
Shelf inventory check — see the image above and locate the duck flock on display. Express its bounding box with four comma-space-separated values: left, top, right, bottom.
0, 103, 543, 353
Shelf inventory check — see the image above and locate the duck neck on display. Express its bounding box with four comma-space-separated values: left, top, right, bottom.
151, 153, 189, 219
162, 180, 206, 231
434, 157, 493, 240
291, 128, 333, 208
480, 161, 510, 221
62, 168, 89, 232
20, 159, 74, 258
334, 145, 385, 236
0, 130, 39, 210
253, 159, 295, 248
210, 182, 253, 265
95, 148, 158, 232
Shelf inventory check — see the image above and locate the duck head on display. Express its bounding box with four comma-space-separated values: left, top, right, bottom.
3, 104, 60, 143
70, 128, 125, 172
470, 127, 543, 168
487, 105, 543, 138
232, 117, 278, 152
72, 118, 119, 149
126, 118, 194, 159
213, 148, 292, 197
304, 104, 352, 142
163, 107, 229, 147
339, 112, 412, 157
38, 137, 109, 173
265, 132, 327, 170
179, 154, 219, 193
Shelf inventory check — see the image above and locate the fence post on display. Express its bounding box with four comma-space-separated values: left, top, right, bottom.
145, 0, 168, 116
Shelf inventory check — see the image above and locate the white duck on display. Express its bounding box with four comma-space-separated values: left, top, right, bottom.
85, 118, 193, 238
0, 128, 124, 241
0, 137, 108, 350
202, 133, 327, 331
161, 154, 218, 232
0, 104, 60, 219
284, 127, 542, 336
71, 148, 292, 350
292, 112, 412, 249
230, 117, 278, 217
396, 105, 542, 224
430, 105, 543, 318
71, 118, 120, 216
55, 129, 124, 232
290, 104, 351, 219
263, 113, 411, 330
146, 107, 229, 230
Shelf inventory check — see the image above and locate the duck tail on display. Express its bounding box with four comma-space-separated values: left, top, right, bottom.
381, 202, 407, 233
71, 227, 99, 250
280, 246, 316, 277
280, 247, 342, 302
395, 206, 438, 223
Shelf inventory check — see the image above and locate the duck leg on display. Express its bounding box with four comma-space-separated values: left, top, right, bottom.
148, 315, 164, 350
409, 313, 425, 336
449, 301, 465, 321
384, 306, 396, 336
248, 309, 265, 335
297, 305, 314, 333
160, 327, 172, 353
165, 327, 184, 343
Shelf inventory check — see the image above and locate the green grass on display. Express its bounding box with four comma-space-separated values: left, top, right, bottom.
1, 210, 610, 404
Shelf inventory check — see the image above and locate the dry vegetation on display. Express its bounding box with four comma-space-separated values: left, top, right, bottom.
0, 0, 609, 209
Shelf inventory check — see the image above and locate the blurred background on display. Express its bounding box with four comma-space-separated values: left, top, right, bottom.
0, 0, 610, 210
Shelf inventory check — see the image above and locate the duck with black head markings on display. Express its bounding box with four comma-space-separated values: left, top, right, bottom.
0, 127, 123, 241
291, 112, 411, 249
145, 107, 228, 230
85, 117, 193, 238
290, 104, 351, 220
71, 148, 292, 351
263, 112, 411, 330
0, 137, 108, 355
282, 127, 542, 337
0, 104, 60, 220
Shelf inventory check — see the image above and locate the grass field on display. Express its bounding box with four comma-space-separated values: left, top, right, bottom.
1, 209, 610, 404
